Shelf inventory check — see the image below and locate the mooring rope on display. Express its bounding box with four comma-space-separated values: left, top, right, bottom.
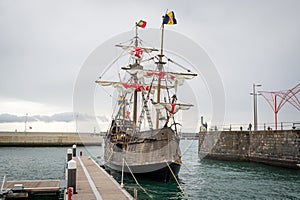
165, 161, 186, 196
1, 175, 6, 192
106, 145, 115, 163
121, 158, 125, 188
180, 140, 194, 173
181, 139, 195, 155
123, 159, 153, 199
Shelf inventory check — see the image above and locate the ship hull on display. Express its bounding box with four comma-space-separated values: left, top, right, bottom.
104, 126, 182, 182
104, 161, 181, 182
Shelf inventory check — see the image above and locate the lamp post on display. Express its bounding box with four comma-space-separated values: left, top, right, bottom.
24, 113, 28, 132
75, 114, 78, 133
251, 84, 261, 131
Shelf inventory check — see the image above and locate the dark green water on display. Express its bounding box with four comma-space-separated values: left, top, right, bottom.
1, 140, 299, 199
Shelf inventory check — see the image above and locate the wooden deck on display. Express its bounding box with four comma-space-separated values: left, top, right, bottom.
2, 157, 133, 199
73, 156, 133, 200
3, 180, 61, 192
2, 180, 62, 199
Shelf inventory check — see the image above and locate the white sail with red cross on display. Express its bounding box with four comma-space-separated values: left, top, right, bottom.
152, 102, 193, 115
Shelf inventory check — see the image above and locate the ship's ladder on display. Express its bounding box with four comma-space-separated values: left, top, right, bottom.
137, 94, 153, 130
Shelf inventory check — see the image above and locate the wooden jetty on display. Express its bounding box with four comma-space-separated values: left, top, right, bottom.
72, 156, 133, 200
1, 180, 63, 199
3, 180, 61, 192
1, 149, 133, 199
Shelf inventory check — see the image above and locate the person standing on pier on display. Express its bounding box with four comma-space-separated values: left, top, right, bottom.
248, 123, 252, 131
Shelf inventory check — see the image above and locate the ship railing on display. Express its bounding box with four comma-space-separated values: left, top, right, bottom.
111, 133, 131, 144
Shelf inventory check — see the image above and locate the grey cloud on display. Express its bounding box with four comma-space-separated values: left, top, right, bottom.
0, 112, 109, 123
0, 0, 299, 126
0, 113, 37, 123
97, 115, 109, 122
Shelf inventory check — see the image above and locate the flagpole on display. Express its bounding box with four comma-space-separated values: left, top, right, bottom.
135, 22, 138, 48
160, 23, 165, 61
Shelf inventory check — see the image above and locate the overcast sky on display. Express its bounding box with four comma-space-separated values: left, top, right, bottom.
0, 0, 299, 132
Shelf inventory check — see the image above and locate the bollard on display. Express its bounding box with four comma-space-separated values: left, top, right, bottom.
67, 159, 77, 194
80, 151, 82, 156
67, 187, 73, 200
67, 149, 72, 162
134, 188, 138, 200
72, 144, 76, 157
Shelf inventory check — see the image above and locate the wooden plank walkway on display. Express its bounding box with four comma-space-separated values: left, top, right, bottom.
73, 156, 133, 200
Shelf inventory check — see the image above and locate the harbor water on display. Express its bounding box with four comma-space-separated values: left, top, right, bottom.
1, 140, 299, 199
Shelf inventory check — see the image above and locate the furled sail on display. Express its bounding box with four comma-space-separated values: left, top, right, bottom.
96, 80, 150, 93
115, 44, 158, 53
122, 68, 197, 87
96, 80, 177, 93
115, 45, 158, 61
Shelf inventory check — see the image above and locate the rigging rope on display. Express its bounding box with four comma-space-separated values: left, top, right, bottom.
98, 50, 127, 79
166, 57, 192, 72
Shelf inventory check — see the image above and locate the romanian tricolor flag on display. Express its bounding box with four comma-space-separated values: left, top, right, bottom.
137, 20, 147, 28
163, 11, 177, 25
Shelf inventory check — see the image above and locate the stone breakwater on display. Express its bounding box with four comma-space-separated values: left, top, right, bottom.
0, 132, 103, 146
198, 130, 300, 169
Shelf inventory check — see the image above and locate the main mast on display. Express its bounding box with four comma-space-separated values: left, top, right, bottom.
156, 17, 166, 129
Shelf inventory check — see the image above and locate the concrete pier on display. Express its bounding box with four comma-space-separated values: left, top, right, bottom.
199, 130, 300, 169
0, 132, 102, 146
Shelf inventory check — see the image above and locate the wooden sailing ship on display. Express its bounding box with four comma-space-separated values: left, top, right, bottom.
96, 13, 197, 182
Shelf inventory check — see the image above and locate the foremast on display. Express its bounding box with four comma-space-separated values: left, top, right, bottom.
133, 22, 140, 130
